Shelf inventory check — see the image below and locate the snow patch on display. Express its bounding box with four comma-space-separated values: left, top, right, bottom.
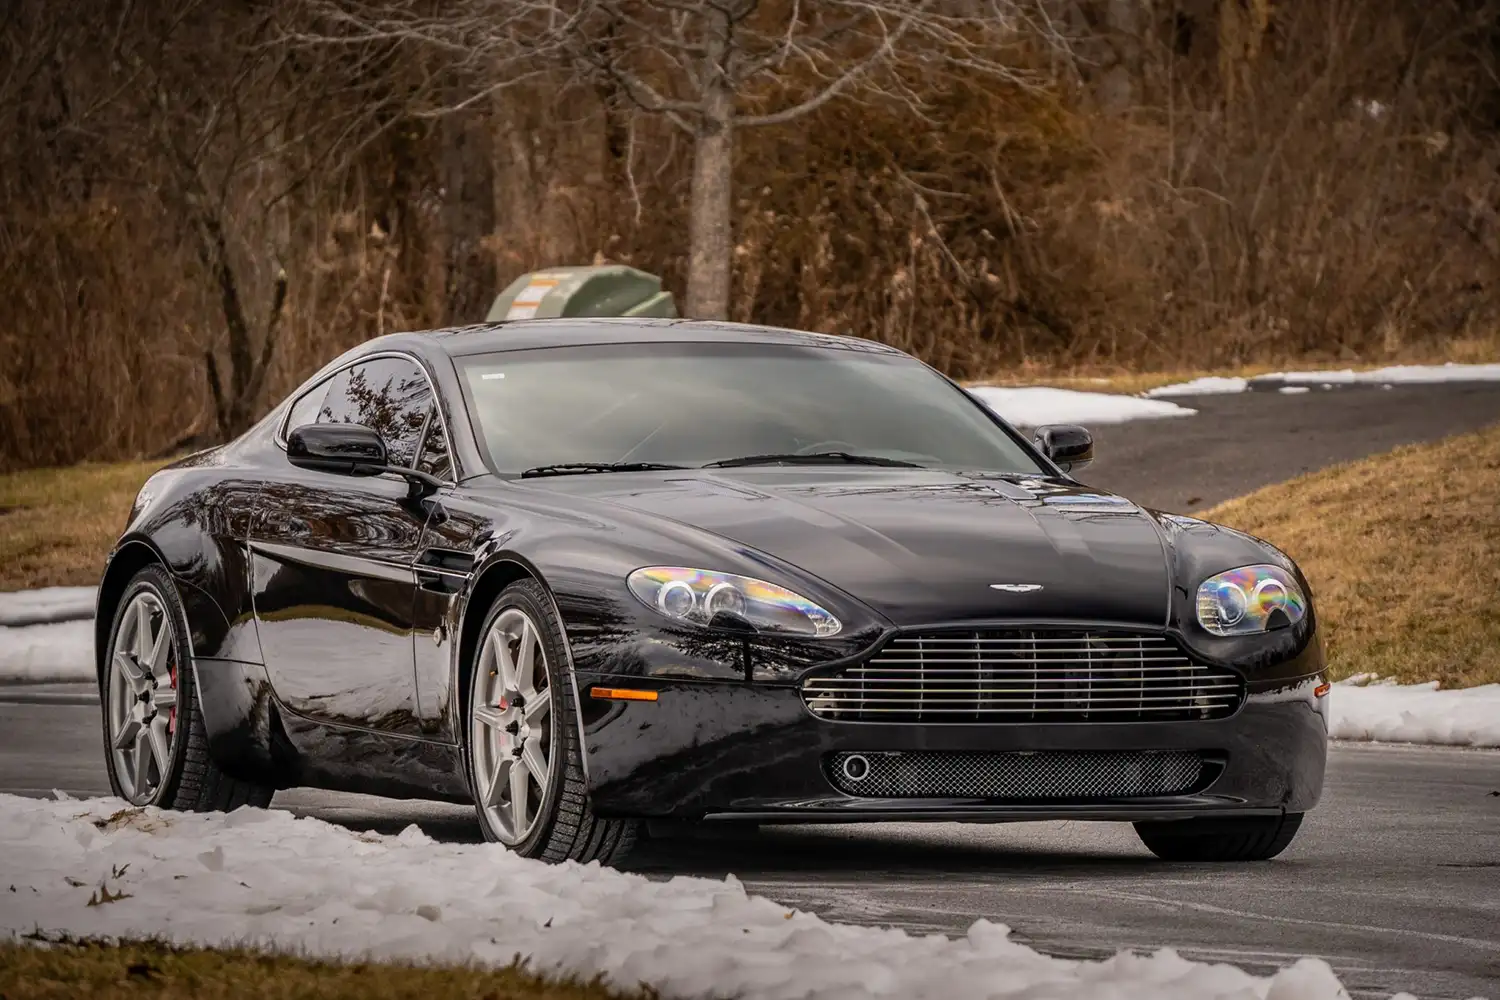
968, 386, 1195, 427
0, 586, 97, 627
1144, 377, 1248, 397
1331, 678, 1500, 748
0, 619, 94, 683
1149, 362, 1500, 397
1272, 362, 1500, 386
0, 793, 1357, 1000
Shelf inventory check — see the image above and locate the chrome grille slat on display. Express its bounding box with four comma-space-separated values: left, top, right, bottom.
876, 641, 1182, 650
802, 628, 1244, 724
869, 655, 1194, 664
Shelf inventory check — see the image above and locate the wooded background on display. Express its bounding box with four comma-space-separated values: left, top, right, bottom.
2, 0, 1497, 472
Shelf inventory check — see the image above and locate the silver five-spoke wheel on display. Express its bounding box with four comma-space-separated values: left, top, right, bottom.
107, 590, 179, 805
471, 606, 554, 845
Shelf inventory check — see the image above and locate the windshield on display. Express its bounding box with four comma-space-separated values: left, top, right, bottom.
457, 341, 1045, 476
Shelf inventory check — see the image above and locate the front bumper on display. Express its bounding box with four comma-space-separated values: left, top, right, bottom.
573, 671, 1330, 822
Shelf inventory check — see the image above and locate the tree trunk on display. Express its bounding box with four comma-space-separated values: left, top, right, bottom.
440, 103, 496, 325
684, 8, 735, 321
1098, 0, 1141, 113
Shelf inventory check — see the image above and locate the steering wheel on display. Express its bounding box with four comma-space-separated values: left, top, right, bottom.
795, 439, 860, 455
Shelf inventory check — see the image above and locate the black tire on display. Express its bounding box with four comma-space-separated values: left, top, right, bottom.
1134, 813, 1304, 862
464, 579, 639, 866
101, 564, 273, 811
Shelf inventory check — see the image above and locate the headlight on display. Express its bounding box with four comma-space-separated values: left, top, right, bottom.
627, 567, 842, 637
1196, 564, 1307, 636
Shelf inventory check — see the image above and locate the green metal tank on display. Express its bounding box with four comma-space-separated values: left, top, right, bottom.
485, 265, 678, 322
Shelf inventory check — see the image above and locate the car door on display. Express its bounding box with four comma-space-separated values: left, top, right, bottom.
250, 355, 437, 737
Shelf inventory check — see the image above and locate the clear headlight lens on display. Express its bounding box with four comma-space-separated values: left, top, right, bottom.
627, 567, 842, 637
1196, 564, 1307, 636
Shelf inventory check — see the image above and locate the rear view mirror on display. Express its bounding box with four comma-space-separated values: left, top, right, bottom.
1033, 424, 1094, 474
286, 423, 388, 477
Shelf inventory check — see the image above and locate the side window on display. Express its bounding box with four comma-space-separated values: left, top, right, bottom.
316, 357, 433, 469
415, 405, 453, 481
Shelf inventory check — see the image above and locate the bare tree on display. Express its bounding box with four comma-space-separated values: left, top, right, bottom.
137, 4, 416, 440
295, 0, 1063, 319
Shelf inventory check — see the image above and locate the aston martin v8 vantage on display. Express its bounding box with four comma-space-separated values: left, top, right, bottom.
97, 319, 1328, 864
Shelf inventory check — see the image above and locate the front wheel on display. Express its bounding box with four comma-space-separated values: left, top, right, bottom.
465, 579, 638, 865
101, 564, 273, 811
1134, 813, 1304, 861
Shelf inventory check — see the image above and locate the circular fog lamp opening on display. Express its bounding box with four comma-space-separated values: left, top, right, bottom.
841, 754, 871, 783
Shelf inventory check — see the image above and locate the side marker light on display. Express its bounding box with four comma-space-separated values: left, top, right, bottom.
1313, 682, 1331, 698
591, 687, 659, 703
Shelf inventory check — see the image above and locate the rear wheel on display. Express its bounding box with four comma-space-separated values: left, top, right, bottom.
465, 579, 638, 865
1134, 813, 1303, 861
101, 565, 273, 811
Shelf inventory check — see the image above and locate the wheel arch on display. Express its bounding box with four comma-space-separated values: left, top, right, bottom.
95, 539, 169, 688
456, 558, 539, 728
455, 555, 590, 782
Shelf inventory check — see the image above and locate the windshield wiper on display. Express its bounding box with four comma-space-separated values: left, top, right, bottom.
519, 461, 687, 479
702, 451, 922, 469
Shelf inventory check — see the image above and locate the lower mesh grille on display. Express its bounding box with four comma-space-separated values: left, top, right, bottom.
826, 750, 1207, 799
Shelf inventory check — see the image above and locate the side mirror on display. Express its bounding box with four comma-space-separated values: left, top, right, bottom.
286, 423, 388, 476
286, 422, 444, 499
1033, 424, 1094, 474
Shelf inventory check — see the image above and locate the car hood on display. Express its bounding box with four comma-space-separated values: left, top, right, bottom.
532, 469, 1172, 627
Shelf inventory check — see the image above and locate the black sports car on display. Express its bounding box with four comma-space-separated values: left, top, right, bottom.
97, 319, 1328, 865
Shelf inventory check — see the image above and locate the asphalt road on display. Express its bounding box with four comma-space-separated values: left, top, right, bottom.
4, 697, 1496, 999
1076, 382, 1500, 513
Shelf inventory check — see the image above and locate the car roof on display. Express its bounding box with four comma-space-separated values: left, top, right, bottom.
401, 318, 909, 359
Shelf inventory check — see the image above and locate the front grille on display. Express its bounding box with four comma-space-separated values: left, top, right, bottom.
826, 750, 1207, 799
802, 629, 1243, 723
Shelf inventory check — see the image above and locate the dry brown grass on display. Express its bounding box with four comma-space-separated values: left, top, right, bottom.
0, 940, 635, 1000
1200, 424, 1500, 688
965, 366, 1284, 396
0, 460, 164, 591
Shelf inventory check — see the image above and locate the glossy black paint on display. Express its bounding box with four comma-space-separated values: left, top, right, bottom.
1032, 424, 1094, 474
97, 318, 1328, 821
286, 422, 388, 473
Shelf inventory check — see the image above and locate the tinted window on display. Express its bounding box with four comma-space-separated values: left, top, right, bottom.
458, 342, 1044, 476
285, 379, 329, 435
415, 405, 453, 481
317, 357, 433, 469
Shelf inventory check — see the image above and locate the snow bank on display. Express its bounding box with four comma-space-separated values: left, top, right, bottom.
0, 619, 94, 683
0, 585, 97, 627
968, 386, 1195, 427
1331, 678, 1500, 748
0, 794, 1356, 1000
